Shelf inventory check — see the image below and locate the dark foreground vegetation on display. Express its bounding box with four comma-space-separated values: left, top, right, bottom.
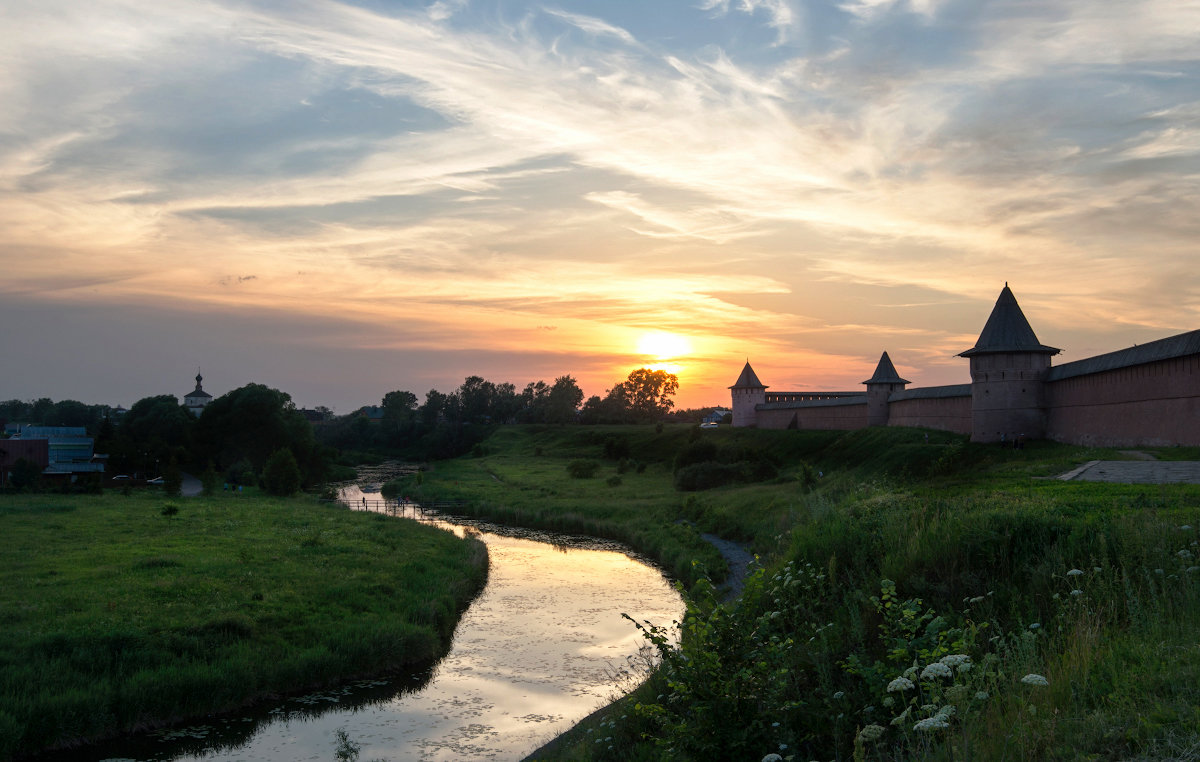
0, 492, 487, 759
388, 425, 1200, 761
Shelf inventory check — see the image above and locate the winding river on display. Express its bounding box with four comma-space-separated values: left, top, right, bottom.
47, 481, 683, 762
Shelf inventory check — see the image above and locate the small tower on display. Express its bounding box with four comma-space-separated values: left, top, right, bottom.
183, 369, 213, 417
729, 361, 767, 428
862, 351, 910, 427
959, 285, 1059, 443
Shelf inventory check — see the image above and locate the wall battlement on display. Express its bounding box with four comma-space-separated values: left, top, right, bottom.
731, 287, 1199, 447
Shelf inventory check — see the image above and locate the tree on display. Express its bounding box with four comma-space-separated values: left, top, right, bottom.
9, 458, 42, 491
262, 448, 302, 496
119, 395, 195, 475
546, 375, 584, 424
193, 384, 318, 484
621, 368, 679, 422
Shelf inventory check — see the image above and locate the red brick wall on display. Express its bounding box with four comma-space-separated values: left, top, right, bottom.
887, 395, 972, 435
755, 403, 868, 430
1046, 355, 1200, 446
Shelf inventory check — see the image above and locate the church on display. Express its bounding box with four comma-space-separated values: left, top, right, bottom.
731, 285, 1200, 447
183, 371, 213, 417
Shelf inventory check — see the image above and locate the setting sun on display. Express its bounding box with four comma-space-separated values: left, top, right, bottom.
637, 331, 692, 360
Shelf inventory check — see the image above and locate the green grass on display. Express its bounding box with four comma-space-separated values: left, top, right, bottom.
379, 424, 1200, 762
0, 491, 488, 759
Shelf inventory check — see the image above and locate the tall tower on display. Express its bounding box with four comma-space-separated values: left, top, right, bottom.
959, 285, 1059, 442
862, 351, 910, 426
729, 361, 767, 428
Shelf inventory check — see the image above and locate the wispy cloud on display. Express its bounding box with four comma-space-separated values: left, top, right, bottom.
1, 0, 1197, 408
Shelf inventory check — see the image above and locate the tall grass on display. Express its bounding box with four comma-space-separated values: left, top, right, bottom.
381, 424, 1199, 761
0, 492, 488, 759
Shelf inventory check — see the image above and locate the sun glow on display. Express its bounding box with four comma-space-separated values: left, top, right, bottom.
637, 331, 693, 360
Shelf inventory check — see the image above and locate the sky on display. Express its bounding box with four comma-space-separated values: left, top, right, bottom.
2, 0, 1198, 413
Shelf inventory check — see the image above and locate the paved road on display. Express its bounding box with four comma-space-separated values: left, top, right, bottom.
1057, 460, 1200, 484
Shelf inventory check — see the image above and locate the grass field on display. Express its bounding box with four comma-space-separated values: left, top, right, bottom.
0, 491, 488, 759
388, 424, 1200, 761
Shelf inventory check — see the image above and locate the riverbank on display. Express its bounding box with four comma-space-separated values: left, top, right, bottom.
385, 425, 1200, 761
0, 491, 488, 759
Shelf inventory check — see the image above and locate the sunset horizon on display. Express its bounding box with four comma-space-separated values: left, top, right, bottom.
3, 0, 1197, 413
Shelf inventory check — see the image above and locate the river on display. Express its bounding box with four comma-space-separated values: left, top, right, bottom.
41, 481, 683, 762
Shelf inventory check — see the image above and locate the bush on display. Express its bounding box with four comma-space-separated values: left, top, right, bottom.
262, 449, 302, 496
566, 460, 599, 479
607, 475, 622, 487
603, 436, 631, 460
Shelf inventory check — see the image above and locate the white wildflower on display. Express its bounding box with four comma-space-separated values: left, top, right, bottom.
921, 662, 954, 680
1155, 568, 1165, 574
975, 691, 989, 701
1178, 549, 1194, 560
1093, 566, 1102, 572
1070, 589, 1084, 597
1180, 525, 1192, 531
1187, 566, 1199, 573
1029, 622, 1040, 630
858, 724, 886, 742
1067, 568, 1084, 576
940, 654, 971, 667
887, 676, 915, 692
957, 662, 972, 674
913, 716, 950, 731
833, 691, 845, 700
903, 665, 919, 679
1020, 673, 1050, 687
762, 755, 783, 762
882, 696, 895, 708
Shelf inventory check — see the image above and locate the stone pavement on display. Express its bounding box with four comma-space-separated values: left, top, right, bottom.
1057, 460, 1200, 484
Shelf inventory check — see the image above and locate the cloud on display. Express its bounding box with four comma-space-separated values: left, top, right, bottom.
1, 0, 1198, 408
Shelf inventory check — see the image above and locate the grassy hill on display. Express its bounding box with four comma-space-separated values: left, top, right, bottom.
0, 492, 487, 759
391, 424, 1200, 761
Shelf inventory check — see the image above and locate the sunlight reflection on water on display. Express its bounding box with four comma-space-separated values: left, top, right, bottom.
79, 480, 683, 762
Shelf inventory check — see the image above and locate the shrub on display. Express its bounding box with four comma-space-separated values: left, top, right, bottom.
603, 436, 631, 460
607, 475, 623, 487
566, 459, 599, 479
262, 449, 302, 496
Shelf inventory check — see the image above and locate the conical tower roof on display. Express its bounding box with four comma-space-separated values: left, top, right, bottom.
729, 361, 767, 389
862, 351, 911, 385
959, 285, 1060, 357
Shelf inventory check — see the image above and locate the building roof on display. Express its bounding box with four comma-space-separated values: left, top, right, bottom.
185, 389, 212, 400
960, 285, 1060, 357
729, 361, 768, 390
888, 384, 972, 402
1047, 328, 1200, 382
758, 394, 867, 410
862, 351, 911, 385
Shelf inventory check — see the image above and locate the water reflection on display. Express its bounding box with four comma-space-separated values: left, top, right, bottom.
46, 478, 682, 761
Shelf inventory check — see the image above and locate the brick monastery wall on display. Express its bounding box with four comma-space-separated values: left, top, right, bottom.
755, 401, 868, 430
886, 394, 972, 435
1046, 354, 1200, 447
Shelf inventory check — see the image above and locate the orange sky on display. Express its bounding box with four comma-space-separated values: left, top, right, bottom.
2, 1, 1198, 412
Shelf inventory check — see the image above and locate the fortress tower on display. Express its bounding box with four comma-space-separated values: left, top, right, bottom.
729, 361, 767, 428
959, 285, 1059, 443
862, 352, 910, 426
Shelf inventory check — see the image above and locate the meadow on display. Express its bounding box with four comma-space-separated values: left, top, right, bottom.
0, 491, 488, 759
389, 425, 1200, 761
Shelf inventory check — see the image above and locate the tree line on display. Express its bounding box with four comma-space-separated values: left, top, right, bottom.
317, 368, 680, 459
2, 366, 681, 492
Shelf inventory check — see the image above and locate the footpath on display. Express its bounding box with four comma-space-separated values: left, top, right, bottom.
1056, 457, 1200, 484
